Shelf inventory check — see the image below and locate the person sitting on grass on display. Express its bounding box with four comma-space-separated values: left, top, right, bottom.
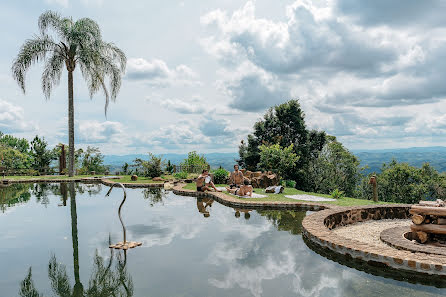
226, 179, 253, 197
229, 164, 244, 188
196, 169, 221, 192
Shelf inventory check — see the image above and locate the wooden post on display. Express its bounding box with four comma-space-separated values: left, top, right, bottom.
59, 144, 66, 175
369, 175, 378, 202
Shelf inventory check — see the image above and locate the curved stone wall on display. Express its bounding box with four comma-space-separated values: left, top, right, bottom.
302, 205, 446, 276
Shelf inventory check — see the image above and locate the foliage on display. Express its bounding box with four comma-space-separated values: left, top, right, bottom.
121, 162, 130, 175
282, 180, 296, 188
78, 146, 107, 174
357, 160, 446, 204
174, 172, 188, 179
52, 144, 83, 174
257, 210, 306, 235
30, 136, 55, 173
166, 160, 174, 174
134, 153, 164, 178
305, 136, 362, 197
0, 144, 32, 170
258, 144, 299, 180
331, 189, 345, 199
180, 151, 209, 173
212, 168, 229, 184
0, 132, 29, 153
238, 100, 326, 189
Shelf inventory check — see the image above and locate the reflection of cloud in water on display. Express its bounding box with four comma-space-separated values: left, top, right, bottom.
126, 215, 204, 248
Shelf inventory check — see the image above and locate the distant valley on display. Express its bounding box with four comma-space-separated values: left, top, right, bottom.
104, 147, 446, 174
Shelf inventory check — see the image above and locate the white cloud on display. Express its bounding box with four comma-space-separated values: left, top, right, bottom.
0, 99, 36, 133
77, 120, 127, 144
126, 58, 200, 87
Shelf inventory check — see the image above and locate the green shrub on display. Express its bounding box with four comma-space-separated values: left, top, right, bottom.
212, 168, 229, 184
134, 153, 164, 178
174, 172, 188, 179
331, 188, 345, 199
282, 180, 296, 188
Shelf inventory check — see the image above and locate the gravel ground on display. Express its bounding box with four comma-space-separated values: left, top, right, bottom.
285, 194, 336, 202
332, 219, 411, 248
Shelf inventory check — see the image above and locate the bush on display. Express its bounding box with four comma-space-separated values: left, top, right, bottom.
331, 188, 345, 199
134, 153, 164, 178
212, 168, 229, 184
174, 172, 188, 179
282, 180, 296, 188
258, 144, 299, 180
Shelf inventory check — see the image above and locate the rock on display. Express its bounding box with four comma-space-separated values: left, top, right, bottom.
241, 169, 247, 175
252, 171, 262, 178
152, 177, 163, 181
244, 171, 252, 178
265, 186, 284, 193
131, 175, 138, 181
250, 172, 279, 188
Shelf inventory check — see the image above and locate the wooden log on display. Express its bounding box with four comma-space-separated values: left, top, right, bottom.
410, 206, 446, 217
412, 214, 425, 225
411, 223, 446, 235
416, 231, 428, 244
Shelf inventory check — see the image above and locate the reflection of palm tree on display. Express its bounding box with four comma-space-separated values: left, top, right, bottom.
19, 182, 133, 297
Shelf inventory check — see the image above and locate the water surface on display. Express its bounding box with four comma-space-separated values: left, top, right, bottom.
0, 183, 445, 297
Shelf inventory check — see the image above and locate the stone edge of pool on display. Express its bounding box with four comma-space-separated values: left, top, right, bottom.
302, 204, 446, 277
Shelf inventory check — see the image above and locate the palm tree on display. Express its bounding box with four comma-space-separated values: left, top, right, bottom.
12, 11, 126, 176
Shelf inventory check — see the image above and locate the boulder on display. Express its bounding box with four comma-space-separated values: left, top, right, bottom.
241, 169, 247, 175
152, 177, 163, 181
252, 171, 262, 178
250, 172, 279, 188
244, 170, 252, 178
131, 175, 138, 181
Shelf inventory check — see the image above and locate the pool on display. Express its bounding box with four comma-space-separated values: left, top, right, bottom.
1, 183, 445, 297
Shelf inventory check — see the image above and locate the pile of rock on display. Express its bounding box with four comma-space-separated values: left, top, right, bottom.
241, 169, 279, 188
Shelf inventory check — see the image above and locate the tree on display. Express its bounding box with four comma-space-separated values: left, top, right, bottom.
258, 144, 299, 180
0, 144, 32, 170
0, 132, 29, 153
238, 100, 326, 189
30, 136, 55, 174
357, 160, 446, 204
133, 153, 164, 178
12, 11, 126, 177
305, 136, 362, 197
180, 151, 208, 173
79, 146, 107, 174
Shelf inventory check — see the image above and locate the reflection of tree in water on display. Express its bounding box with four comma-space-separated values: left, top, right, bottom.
0, 183, 32, 212
142, 188, 166, 207
19, 182, 133, 297
19, 251, 133, 297
257, 210, 307, 235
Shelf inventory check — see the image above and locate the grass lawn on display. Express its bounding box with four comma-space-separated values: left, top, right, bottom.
182, 183, 395, 207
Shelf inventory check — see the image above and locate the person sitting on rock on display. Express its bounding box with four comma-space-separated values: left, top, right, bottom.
229, 164, 244, 187
196, 169, 221, 192
226, 179, 253, 197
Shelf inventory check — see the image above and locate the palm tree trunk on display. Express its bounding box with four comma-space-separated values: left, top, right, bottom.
68, 70, 75, 177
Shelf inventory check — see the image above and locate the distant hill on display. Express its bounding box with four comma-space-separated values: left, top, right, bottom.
104, 147, 446, 175
353, 147, 446, 174
104, 152, 239, 173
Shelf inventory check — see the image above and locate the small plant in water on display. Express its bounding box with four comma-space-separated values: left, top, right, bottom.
331, 188, 345, 199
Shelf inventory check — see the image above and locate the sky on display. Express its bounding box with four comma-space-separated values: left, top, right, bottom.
1, 0, 446, 155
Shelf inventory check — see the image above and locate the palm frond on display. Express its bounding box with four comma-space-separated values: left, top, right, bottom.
18, 268, 42, 297
12, 35, 58, 93
42, 53, 65, 99
48, 255, 72, 297
38, 10, 71, 42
